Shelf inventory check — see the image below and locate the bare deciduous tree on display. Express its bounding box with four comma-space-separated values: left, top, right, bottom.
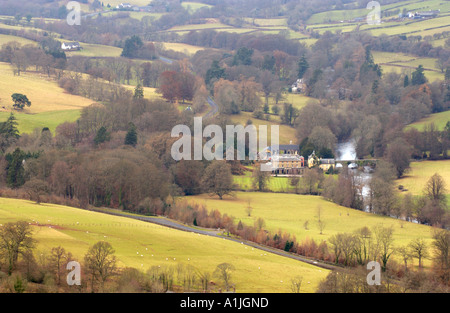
84, 241, 117, 292
213, 263, 235, 291
0, 221, 35, 275
408, 238, 429, 269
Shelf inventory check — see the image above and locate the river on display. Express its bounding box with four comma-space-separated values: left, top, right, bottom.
335, 139, 372, 212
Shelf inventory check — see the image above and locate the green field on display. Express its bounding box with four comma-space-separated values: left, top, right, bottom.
0, 109, 81, 134
228, 112, 297, 145
404, 110, 450, 131
0, 62, 94, 113
307, 0, 450, 24
0, 197, 328, 292
395, 160, 450, 196
161, 42, 206, 55
64, 43, 123, 58
372, 51, 445, 82
0, 61, 94, 134
233, 171, 294, 192
181, 2, 214, 12
186, 192, 439, 267
0, 34, 37, 46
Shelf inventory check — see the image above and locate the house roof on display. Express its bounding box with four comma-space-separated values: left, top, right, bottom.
266, 144, 299, 151
272, 154, 304, 162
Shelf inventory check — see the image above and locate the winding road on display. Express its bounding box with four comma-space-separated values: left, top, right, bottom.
92, 208, 340, 271
158, 56, 219, 119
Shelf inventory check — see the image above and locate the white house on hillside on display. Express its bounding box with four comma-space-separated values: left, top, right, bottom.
61, 42, 81, 51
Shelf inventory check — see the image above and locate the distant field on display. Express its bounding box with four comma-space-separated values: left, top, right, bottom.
372, 51, 445, 82
307, 0, 450, 24
63, 42, 123, 58
181, 2, 214, 12
0, 197, 328, 293
228, 112, 297, 145
186, 192, 438, 267
233, 171, 293, 192
362, 17, 450, 37
0, 62, 94, 113
123, 85, 163, 100
243, 18, 288, 27
396, 160, 450, 196
0, 109, 81, 134
405, 110, 450, 131
161, 42, 206, 55
0, 34, 37, 46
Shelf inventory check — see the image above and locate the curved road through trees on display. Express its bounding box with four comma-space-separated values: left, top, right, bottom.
93, 208, 340, 272
158, 56, 219, 119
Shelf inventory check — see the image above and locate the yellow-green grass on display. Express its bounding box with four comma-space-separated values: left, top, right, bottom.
0, 62, 94, 113
260, 93, 316, 111
0, 197, 328, 292
0, 34, 37, 46
63, 43, 123, 58
299, 38, 318, 47
0, 109, 81, 134
362, 17, 450, 37
307, 0, 450, 24
181, 2, 214, 12
186, 192, 438, 267
395, 160, 450, 196
166, 23, 256, 35
243, 18, 288, 27
234, 171, 293, 193
161, 42, 206, 55
372, 51, 415, 64
168, 22, 233, 32
372, 50, 445, 82
376, 63, 444, 82
430, 37, 447, 47
405, 110, 450, 131
228, 112, 297, 145
127, 12, 164, 21
124, 85, 163, 101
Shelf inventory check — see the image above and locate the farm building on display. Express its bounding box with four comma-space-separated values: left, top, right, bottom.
307, 151, 336, 171
291, 79, 306, 93
61, 42, 81, 51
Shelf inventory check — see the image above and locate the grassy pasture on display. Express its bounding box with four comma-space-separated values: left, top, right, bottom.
395, 160, 450, 196
228, 112, 297, 145
0, 34, 37, 46
0, 197, 328, 293
0, 109, 81, 134
186, 192, 439, 267
181, 2, 214, 12
161, 42, 206, 55
62, 42, 123, 58
243, 18, 288, 27
0, 62, 94, 113
307, 0, 450, 24
372, 51, 445, 82
404, 110, 450, 131
233, 171, 293, 192
362, 16, 450, 37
